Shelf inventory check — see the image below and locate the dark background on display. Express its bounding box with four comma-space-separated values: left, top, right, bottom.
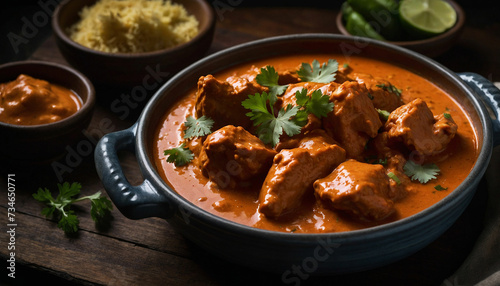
1, 0, 498, 64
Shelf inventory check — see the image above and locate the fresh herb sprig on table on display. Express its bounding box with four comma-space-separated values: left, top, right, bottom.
33, 182, 113, 235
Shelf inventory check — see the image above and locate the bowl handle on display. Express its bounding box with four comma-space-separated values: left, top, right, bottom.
458, 72, 500, 147
94, 123, 172, 220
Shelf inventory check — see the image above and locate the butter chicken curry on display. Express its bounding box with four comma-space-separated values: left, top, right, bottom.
0, 74, 81, 125
154, 54, 478, 233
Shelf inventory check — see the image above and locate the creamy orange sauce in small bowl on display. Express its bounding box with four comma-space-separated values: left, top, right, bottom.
0, 74, 82, 126
0, 61, 95, 163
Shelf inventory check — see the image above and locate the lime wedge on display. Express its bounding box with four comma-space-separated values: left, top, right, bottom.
399, 0, 457, 39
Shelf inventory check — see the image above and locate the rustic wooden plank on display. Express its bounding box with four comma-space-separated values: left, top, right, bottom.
0, 152, 194, 259
0, 206, 214, 285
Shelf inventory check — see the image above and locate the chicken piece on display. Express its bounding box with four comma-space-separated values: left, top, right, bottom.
227, 66, 260, 83
322, 81, 382, 159
385, 153, 411, 201
275, 129, 339, 152
199, 125, 277, 189
259, 130, 346, 219
278, 68, 301, 85
367, 132, 411, 200
365, 132, 411, 200
384, 98, 458, 156
231, 65, 301, 85
314, 159, 395, 221
195, 74, 265, 130
335, 63, 354, 84
280, 81, 339, 105
352, 73, 404, 112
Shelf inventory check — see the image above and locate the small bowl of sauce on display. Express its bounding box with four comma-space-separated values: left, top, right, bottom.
0, 74, 82, 125
0, 61, 95, 164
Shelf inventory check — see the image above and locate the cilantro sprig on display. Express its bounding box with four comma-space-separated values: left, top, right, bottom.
164, 143, 194, 167
33, 182, 113, 235
256, 66, 289, 97
403, 160, 440, 184
242, 88, 333, 147
242, 92, 301, 147
295, 88, 334, 119
243, 62, 337, 147
297, 59, 338, 83
164, 116, 214, 167
183, 115, 214, 139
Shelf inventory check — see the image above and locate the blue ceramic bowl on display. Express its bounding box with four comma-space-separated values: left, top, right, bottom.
95, 34, 500, 275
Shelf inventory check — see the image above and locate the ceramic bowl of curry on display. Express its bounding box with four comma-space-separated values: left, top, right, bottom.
0, 60, 95, 164
95, 34, 500, 274
52, 0, 216, 88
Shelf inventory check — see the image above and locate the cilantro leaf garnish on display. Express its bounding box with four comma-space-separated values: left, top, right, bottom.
242, 92, 301, 147
295, 88, 334, 119
256, 65, 289, 97
403, 160, 440, 184
165, 115, 213, 167
387, 172, 401, 185
376, 108, 390, 120
242, 86, 334, 147
242, 92, 277, 125
434, 185, 448, 191
377, 83, 402, 97
33, 182, 113, 235
184, 115, 214, 139
443, 113, 452, 119
260, 104, 302, 146
164, 143, 194, 167
365, 155, 387, 165
297, 59, 338, 83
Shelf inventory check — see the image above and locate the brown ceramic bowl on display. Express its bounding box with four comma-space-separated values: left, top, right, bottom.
336, 0, 465, 58
0, 60, 95, 164
52, 0, 216, 87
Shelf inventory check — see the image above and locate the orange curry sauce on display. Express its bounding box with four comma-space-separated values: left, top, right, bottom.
0, 74, 81, 125
154, 54, 478, 233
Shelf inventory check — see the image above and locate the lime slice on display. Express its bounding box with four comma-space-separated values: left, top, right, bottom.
399, 0, 457, 39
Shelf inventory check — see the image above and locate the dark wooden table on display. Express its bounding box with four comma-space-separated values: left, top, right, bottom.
1, 3, 500, 286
